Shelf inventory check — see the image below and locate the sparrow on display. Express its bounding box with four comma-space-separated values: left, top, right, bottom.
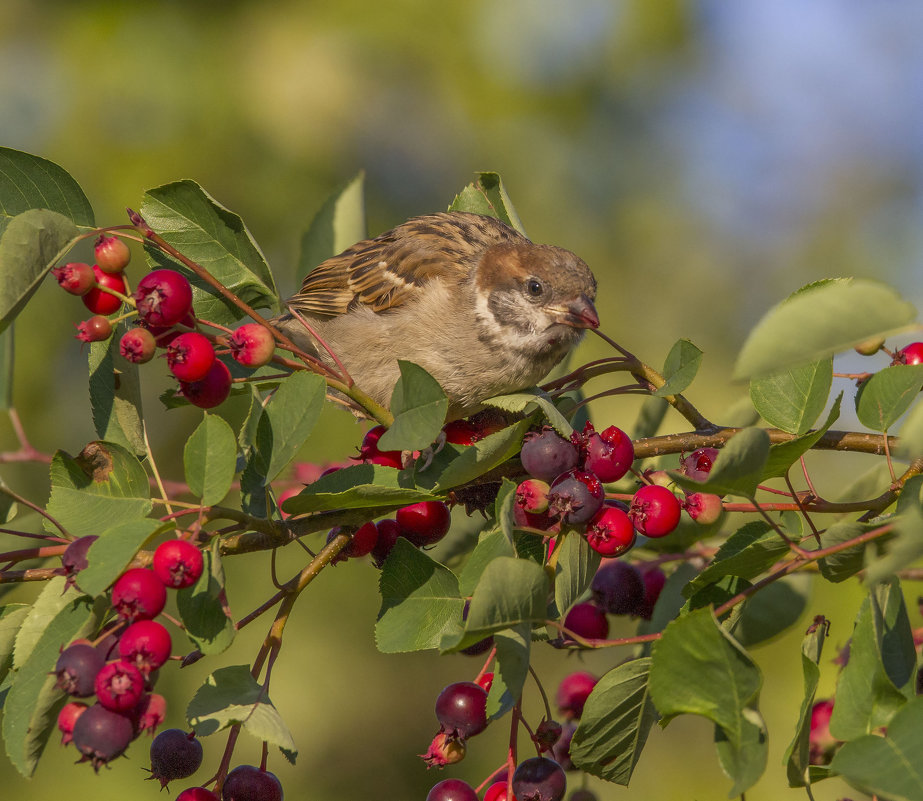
273, 211, 599, 419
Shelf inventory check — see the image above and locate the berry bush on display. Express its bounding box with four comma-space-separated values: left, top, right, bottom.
1, 147, 923, 800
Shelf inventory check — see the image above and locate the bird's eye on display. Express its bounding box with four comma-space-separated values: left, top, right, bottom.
526, 278, 544, 298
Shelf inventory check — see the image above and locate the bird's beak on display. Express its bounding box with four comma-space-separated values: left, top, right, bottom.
552, 294, 599, 330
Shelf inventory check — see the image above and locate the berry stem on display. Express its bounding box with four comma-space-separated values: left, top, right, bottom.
527, 664, 553, 722
0, 483, 71, 538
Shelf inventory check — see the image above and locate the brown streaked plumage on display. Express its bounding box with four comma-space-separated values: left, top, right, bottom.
274, 211, 598, 419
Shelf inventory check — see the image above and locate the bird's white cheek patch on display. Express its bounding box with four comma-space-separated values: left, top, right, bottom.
474, 293, 550, 352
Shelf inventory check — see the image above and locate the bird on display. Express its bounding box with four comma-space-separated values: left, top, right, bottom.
272, 211, 599, 420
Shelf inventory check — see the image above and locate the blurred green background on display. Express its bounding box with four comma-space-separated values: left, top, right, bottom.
3, 0, 923, 798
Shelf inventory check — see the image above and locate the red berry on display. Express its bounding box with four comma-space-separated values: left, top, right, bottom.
636, 567, 667, 620
590, 561, 645, 616
119, 620, 172, 674
520, 428, 579, 482
229, 323, 276, 368
134, 269, 194, 327
82, 265, 127, 315
167, 332, 216, 382
426, 778, 479, 801
153, 539, 205, 589
556, 672, 597, 721
683, 491, 723, 524
548, 470, 604, 525
355, 424, 403, 468
75, 315, 113, 343
180, 359, 233, 409
71, 703, 135, 770
629, 485, 682, 538
95, 659, 146, 712
443, 419, 481, 445
512, 757, 567, 801
222, 764, 284, 801
371, 518, 402, 567
585, 505, 636, 556
435, 681, 489, 739
809, 698, 840, 764
119, 327, 157, 363
475, 671, 494, 693
55, 642, 105, 697
148, 728, 203, 788
516, 478, 551, 514
94, 234, 131, 273
52, 262, 95, 295
563, 602, 609, 641
896, 342, 923, 365
111, 567, 167, 621
177, 790, 220, 801
142, 311, 197, 349
485, 782, 518, 801
134, 692, 168, 735
327, 521, 378, 562
584, 425, 634, 482
57, 701, 88, 745
396, 501, 451, 547
680, 448, 720, 482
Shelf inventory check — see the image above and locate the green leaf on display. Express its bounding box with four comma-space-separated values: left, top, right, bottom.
458, 528, 515, 597
0, 147, 94, 230
734, 278, 917, 379
830, 577, 915, 740
553, 533, 601, 621
250, 370, 326, 485
88, 328, 145, 457
714, 708, 768, 798
856, 364, 923, 432
865, 477, 923, 584
298, 172, 366, 276
649, 607, 764, 794
483, 389, 573, 437
3, 578, 102, 777
571, 658, 658, 786
830, 695, 923, 801
184, 413, 238, 506
44, 442, 152, 537
670, 427, 770, 498
376, 539, 463, 653
762, 393, 842, 479
784, 617, 828, 788
187, 665, 297, 762
141, 180, 278, 325
632, 395, 669, 440
377, 361, 449, 452
0, 475, 17, 524
897, 400, 923, 461
816, 519, 877, 583
733, 575, 810, 648
177, 543, 234, 656
749, 358, 833, 435
442, 556, 548, 652
654, 339, 703, 397
448, 172, 526, 235
486, 624, 531, 719
0, 605, 29, 687
0, 327, 12, 410
76, 519, 168, 597
686, 522, 782, 595
282, 463, 436, 514
0, 209, 80, 334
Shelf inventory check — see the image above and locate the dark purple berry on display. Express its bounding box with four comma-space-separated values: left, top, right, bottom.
71, 703, 135, 771
62, 535, 98, 586
178, 790, 220, 801
534, 718, 563, 752
551, 724, 576, 771
590, 561, 645, 616
435, 681, 489, 739
179, 359, 233, 409
556, 672, 597, 721
512, 757, 567, 801
562, 602, 608, 641
426, 778, 479, 801
520, 429, 579, 482
55, 642, 105, 697
111, 567, 167, 620
149, 728, 203, 788
636, 567, 667, 620
221, 764, 284, 801
548, 470, 604, 525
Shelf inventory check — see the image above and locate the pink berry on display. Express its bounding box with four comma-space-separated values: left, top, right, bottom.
809, 698, 840, 764
71, 703, 135, 770
134, 269, 194, 327
82, 266, 127, 315
355, 424, 403, 468
153, 539, 205, 589
119, 327, 157, 363
167, 332, 216, 382
94, 234, 131, 274
485, 782, 518, 801
75, 315, 113, 343
426, 778, 479, 801
584, 425, 634, 482
95, 659, 146, 712
134, 692, 168, 735
177, 790, 219, 801
435, 681, 489, 739
680, 448, 720, 482
516, 478, 550, 514
563, 602, 609, 641
548, 470, 604, 525
179, 359, 232, 409
420, 730, 467, 768
683, 492, 723, 525
229, 323, 276, 368
556, 671, 597, 720
396, 501, 452, 546
628, 485, 681, 538
119, 620, 172, 674
52, 262, 95, 295
222, 765, 284, 801
111, 567, 167, 621
58, 701, 88, 745
585, 505, 636, 556
896, 342, 923, 365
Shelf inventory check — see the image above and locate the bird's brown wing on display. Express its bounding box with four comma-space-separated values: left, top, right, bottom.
287, 212, 527, 318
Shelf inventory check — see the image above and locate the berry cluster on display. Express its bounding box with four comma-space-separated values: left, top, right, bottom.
52, 236, 277, 409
